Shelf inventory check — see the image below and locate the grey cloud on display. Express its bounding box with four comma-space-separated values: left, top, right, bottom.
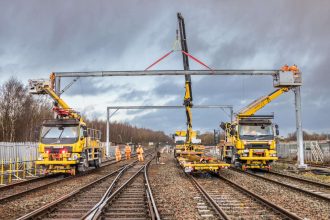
0, 0, 329, 135
62, 78, 130, 96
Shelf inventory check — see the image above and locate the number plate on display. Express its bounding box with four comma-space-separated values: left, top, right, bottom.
53, 146, 63, 148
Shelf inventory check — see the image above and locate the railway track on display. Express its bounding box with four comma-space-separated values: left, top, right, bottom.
17, 155, 156, 220
0, 158, 122, 204
0, 174, 69, 203
0, 151, 151, 205
0, 152, 153, 220
83, 158, 159, 220
221, 169, 330, 219
236, 169, 330, 201
189, 174, 302, 220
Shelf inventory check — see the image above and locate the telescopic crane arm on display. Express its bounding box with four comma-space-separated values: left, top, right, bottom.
237, 87, 289, 117
178, 12, 193, 145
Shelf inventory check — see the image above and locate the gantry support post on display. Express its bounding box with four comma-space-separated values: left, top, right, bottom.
106, 108, 110, 157
294, 87, 307, 168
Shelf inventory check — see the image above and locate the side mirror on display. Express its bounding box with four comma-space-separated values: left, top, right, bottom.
230, 129, 236, 136
220, 122, 226, 130
83, 130, 88, 137
275, 124, 279, 136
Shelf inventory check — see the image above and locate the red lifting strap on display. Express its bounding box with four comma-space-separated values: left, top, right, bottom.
145, 50, 174, 71
144, 49, 214, 72
181, 50, 214, 72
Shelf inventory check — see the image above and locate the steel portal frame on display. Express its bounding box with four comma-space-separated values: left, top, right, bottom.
53, 69, 306, 168
105, 105, 233, 156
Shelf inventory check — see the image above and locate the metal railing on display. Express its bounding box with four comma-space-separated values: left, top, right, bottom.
0, 142, 38, 162
0, 159, 40, 185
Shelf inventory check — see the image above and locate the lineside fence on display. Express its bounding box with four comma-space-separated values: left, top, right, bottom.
277, 141, 330, 163
0, 142, 40, 185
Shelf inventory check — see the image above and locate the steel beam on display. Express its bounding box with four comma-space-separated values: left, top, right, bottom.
54, 70, 278, 77
107, 105, 233, 109
105, 105, 233, 155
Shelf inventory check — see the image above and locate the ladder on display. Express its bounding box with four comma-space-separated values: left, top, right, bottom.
306, 141, 324, 163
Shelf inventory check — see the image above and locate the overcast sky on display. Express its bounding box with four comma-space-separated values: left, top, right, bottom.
0, 0, 329, 135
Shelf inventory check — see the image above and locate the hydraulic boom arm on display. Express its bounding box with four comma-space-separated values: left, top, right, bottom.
29, 76, 81, 120
178, 12, 193, 145
237, 87, 289, 117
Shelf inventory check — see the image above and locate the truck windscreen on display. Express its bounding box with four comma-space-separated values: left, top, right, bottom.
41, 126, 79, 144
239, 124, 273, 140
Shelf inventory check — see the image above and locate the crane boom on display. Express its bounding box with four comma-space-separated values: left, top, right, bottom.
237, 87, 289, 117
29, 78, 82, 121
178, 12, 194, 145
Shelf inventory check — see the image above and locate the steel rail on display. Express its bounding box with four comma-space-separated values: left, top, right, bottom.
0, 151, 149, 203
14, 152, 154, 220
189, 175, 230, 220
144, 160, 160, 220
269, 170, 330, 189
0, 175, 56, 191
81, 152, 154, 219
80, 162, 138, 219
85, 158, 154, 220
233, 168, 330, 202
54, 69, 278, 77
0, 158, 124, 203
16, 166, 127, 220
0, 158, 115, 191
0, 175, 72, 203
217, 174, 303, 220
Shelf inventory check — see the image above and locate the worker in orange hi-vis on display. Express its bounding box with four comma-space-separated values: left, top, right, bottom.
125, 144, 131, 160
137, 145, 144, 162
115, 146, 121, 161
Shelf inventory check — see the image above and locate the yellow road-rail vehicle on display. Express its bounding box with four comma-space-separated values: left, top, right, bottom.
175, 13, 229, 173
173, 130, 201, 157
29, 75, 103, 175
219, 65, 302, 171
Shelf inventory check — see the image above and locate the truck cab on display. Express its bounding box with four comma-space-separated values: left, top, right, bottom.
37, 118, 102, 175
221, 116, 279, 170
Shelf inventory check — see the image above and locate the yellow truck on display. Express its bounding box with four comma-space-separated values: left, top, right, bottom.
220, 65, 302, 170
29, 76, 102, 175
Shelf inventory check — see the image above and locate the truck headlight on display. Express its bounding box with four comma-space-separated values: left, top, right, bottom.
38, 155, 43, 160
270, 154, 277, 157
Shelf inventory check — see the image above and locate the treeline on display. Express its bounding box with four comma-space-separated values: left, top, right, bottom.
199, 131, 225, 146
285, 131, 330, 141
0, 77, 172, 143
0, 78, 53, 142
86, 119, 172, 144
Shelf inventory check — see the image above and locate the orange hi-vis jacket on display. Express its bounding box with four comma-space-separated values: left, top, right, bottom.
115, 147, 121, 155
125, 145, 131, 153
137, 147, 144, 154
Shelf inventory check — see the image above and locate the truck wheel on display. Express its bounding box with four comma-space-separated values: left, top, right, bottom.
78, 156, 89, 172
94, 156, 101, 168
